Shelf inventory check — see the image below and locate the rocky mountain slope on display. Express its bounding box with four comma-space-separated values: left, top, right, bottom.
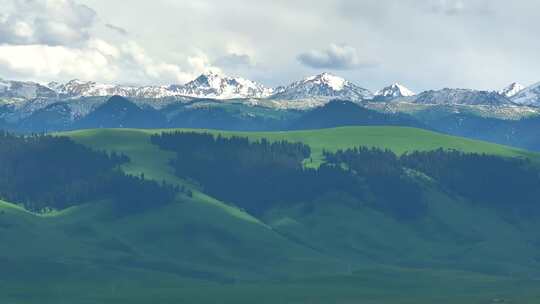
270, 72, 373, 102
499, 82, 525, 98
374, 83, 415, 101
511, 82, 540, 107
2, 73, 540, 130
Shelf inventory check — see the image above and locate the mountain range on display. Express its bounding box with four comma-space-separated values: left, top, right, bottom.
2, 72, 540, 153
3, 72, 540, 108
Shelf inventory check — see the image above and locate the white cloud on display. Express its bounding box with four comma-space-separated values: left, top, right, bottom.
0, 42, 113, 81
0, 39, 206, 85
0, 0, 97, 46
118, 42, 197, 84
0, 0, 221, 85
428, 0, 492, 15
297, 44, 377, 70
187, 52, 222, 76
430, 0, 465, 15
215, 53, 253, 68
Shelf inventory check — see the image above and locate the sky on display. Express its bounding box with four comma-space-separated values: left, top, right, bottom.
0, 0, 539, 92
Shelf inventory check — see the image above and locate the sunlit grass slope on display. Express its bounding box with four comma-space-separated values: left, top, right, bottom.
62, 126, 540, 276
210, 126, 538, 165
1, 126, 537, 303
65, 126, 538, 168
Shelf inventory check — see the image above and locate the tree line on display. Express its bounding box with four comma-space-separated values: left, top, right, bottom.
151, 132, 426, 218
0, 131, 179, 214
401, 149, 540, 216
152, 132, 540, 219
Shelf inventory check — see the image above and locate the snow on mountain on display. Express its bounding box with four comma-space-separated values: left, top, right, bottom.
45, 72, 272, 100
175, 71, 273, 99
499, 82, 525, 98
374, 83, 415, 100
51, 79, 134, 98
270, 72, 373, 102
2, 74, 540, 123
48, 79, 176, 99
413, 88, 513, 106
0, 79, 57, 100
511, 82, 540, 107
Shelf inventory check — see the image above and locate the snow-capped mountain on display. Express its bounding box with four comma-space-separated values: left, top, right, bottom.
174, 71, 273, 99
511, 83, 540, 107
499, 82, 525, 98
0, 79, 57, 100
412, 88, 513, 106
50, 79, 136, 98
2, 74, 540, 125
45, 72, 272, 100
49, 79, 178, 99
374, 83, 415, 100
270, 73, 373, 102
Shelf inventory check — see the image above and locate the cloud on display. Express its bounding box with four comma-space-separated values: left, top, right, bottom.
0, 0, 97, 46
430, 0, 465, 15
105, 23, 128, 36
0, 0, 222, 85
429, 0, 492, 16
214, 53, 253, 68
297, 44, 376, 70
0, 39, 208, 84
119, 41, 198, 84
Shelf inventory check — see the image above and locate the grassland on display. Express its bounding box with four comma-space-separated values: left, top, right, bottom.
65, 126, 539, 168
1, 126, 539, 303
3, 265, 540, 304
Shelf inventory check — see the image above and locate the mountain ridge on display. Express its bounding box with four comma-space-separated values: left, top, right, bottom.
2, 74, 540, 135
499, 82, 525, 98
2, 73, 539, 110
511, 82, 540, 106
374, 83, 415, 101
270, 72, 374, 102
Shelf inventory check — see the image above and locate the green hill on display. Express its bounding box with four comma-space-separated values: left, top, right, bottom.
1, 126, 540, 303
66, 126, 538, 170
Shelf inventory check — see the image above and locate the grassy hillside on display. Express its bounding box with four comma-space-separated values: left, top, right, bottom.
218, 126, 538, 165
3, 193, 540, 304
63, 127, 540, 274
1, 126, 539, 303
66, 126, 538, 168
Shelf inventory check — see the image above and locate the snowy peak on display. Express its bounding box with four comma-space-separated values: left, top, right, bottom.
52, 79, 123, 97
0, 79, 57, 100
511, 82, 540, 107
51, 79, 178, 99
271, 72, 373, 102
499, 82, 525, 98
3, 74, 540, 111
178, 71, 273, 99
375, 83, 415, 100
43, 72, 273, 100
303, 72, 347, 91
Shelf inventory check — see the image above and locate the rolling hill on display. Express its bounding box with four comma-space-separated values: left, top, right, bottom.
1, 126, 540, 303
69, 126, 534, 167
